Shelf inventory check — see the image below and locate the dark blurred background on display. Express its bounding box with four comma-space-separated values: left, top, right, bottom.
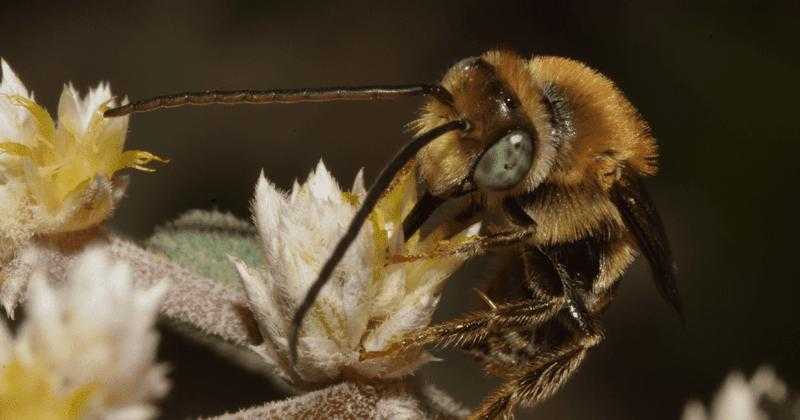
2, 1, 798, 418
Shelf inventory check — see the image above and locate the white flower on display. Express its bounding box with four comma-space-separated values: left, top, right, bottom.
0, 59, 166, 261
0, 247, 170, 419
682, 366, 790, 420
231, 160, 479, 386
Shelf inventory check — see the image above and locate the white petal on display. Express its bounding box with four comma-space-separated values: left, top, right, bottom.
307, 159, 340, 201
351, 168, 366, 195
57, 81, 114, 136
364, 293, 438, 352
80, 82, 114, 130
57, 83, 82, 135
0, 59, 33, 141
749, 365, 787, 402
710, 371, 760, 420
289, 179, 302, 203
230, 256, 282, 339
253, 171, 286, 262
135, 280, 169, 321
339, 263, 371, 348
19, 271, 65, 365
681, 401, 708, 420
0, 59, 30, 98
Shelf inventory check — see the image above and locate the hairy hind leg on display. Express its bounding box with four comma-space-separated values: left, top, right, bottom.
470, 322, 604, 419
361, 294, 564, 361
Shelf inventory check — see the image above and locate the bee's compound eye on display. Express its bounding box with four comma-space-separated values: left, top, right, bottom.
473, 130, 534, 191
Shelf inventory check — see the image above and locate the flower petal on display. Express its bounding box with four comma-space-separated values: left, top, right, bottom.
307, 159, 340, 202
0, 60, 32, 141
351, 168, 366, 196
0, 60, 30, 99
57, 82, 114, 137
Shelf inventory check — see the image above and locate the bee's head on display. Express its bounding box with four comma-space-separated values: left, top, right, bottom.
415, 51, 553, 199
415, 51, 657, 200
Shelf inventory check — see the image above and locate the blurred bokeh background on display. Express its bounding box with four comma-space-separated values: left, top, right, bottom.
2, 1, 798, 418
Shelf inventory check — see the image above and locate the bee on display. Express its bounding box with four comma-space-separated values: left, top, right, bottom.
106, 50, 681, 419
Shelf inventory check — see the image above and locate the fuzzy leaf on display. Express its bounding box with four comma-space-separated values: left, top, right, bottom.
0, 231, 258, 346
147, 210, 263, 288
111, 235, 258, 345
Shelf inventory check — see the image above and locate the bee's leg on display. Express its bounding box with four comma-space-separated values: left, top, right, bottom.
395, 196, 535, 262
557, 266, 596, 336
360, 295, 564, 360
470, 319, 604, 419
389, 227, 535, 264
402, 189, 480, 240
472, 242, 605, 419
467, 324, 542, 378
539, 245, 597, 337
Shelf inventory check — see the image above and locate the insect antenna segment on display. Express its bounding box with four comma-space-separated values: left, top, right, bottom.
104, 84, 453, 116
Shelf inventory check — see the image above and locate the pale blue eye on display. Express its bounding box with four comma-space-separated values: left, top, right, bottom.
473, 130, 534, 191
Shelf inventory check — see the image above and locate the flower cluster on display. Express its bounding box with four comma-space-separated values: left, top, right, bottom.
0, 247, 169, 419
0, 60, 166, 262
682, 366, 794, 420
231, 161, 479, 386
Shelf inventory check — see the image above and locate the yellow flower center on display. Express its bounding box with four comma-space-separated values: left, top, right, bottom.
0, 95, 167, 211
0, 359, 94, 420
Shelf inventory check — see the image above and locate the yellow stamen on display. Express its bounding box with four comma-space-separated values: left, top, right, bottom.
116, 150, 170, 173
9, 95, 55, 141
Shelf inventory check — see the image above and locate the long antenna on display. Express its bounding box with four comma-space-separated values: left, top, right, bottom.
288, 119, 468, 364
104, 84, 453, 117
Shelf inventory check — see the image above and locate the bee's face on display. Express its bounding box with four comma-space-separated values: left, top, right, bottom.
416, 51, 659, 202
415, 52, 557, 199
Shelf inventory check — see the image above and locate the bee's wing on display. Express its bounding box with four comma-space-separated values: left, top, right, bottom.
611, 171, 684, 322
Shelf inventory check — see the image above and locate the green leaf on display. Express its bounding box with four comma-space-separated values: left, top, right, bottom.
146, 210, 263, 288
